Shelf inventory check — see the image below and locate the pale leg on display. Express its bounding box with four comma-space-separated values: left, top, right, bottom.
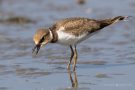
73, 45, 77, 71
67, 45, 74, 70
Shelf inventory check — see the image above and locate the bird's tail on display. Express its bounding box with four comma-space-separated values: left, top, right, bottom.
99, 16, 130, 29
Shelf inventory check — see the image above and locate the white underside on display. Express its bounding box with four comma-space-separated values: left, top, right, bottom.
56, 27, 90, 45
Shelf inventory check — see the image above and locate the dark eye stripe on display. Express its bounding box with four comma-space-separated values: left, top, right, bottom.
39, 36, 45, 44
39, 32, 49, 44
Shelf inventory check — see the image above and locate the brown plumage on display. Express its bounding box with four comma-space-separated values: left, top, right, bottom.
33, 16, 128, 71
50, 16, 126, 36
50, 17, 99, 36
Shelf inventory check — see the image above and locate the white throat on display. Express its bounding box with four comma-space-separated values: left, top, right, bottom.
49, 29, 53, 40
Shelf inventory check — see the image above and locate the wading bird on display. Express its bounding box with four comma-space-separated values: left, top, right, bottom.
33, 16, 129, 71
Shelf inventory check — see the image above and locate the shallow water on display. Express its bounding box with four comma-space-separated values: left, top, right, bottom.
0, 0, 135, 90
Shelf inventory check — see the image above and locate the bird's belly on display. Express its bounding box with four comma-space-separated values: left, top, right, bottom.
57, 31, 89, 45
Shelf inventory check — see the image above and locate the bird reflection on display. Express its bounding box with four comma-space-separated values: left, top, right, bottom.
67, 70, 78, 88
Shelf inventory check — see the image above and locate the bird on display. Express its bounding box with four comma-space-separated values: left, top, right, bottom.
32, 16, 129, 71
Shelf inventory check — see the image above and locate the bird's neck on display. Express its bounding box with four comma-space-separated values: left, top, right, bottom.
49, 29, 58, 43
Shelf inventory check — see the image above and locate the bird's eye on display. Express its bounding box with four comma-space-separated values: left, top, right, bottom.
39, 36, 45, 44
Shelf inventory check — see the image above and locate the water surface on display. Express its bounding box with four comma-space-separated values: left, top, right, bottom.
0, 0, 135, 90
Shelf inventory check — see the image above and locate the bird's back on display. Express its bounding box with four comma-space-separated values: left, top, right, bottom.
51, 17, 101, 36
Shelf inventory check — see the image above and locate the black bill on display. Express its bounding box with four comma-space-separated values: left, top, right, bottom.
32, 44, 41, 55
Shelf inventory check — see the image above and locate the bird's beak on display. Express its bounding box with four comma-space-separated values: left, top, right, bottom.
32, 44, 41, 55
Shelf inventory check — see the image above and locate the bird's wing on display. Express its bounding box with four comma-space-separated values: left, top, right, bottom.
55, 17, 101, 36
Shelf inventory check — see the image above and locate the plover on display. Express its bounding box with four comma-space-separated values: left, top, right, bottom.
32, 16, 128, 71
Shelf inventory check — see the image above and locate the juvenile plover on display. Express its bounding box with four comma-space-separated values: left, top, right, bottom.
32, 16, 128, 71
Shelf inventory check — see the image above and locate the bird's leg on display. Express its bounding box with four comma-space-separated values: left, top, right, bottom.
73, 45, 78, 71
67, 45, 74, 70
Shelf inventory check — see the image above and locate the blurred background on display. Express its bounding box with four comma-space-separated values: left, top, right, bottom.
0, 0, 135, 90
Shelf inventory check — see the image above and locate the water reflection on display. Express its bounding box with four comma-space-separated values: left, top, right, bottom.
68, 70, 78, 88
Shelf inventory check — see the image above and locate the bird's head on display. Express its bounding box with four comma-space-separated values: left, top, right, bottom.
32, 28, 52, 55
